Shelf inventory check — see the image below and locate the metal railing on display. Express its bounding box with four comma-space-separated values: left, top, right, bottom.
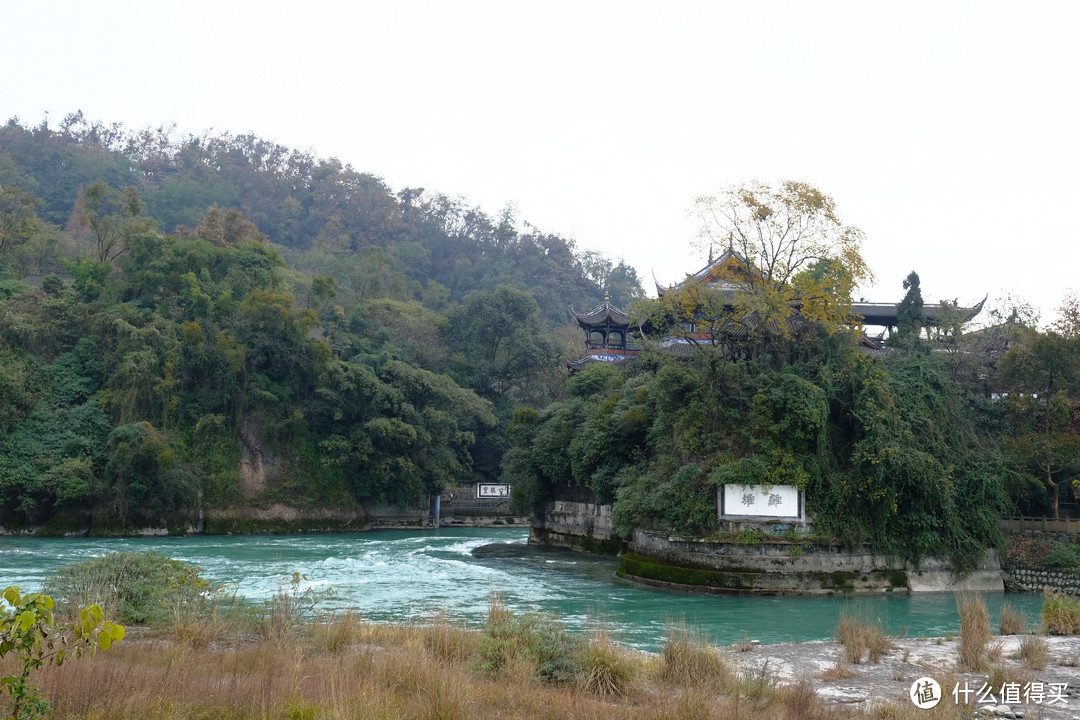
1000, 517, 1080, 534
441, 499, 512, 516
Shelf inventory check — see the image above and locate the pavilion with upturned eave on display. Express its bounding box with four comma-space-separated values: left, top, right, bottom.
566, 245, 985, 368
653, 245, 986, 337
566, 290, 642, 371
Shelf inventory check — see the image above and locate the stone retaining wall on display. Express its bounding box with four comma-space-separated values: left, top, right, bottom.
625, 529, 908, 594
1003, 565, 1080, 595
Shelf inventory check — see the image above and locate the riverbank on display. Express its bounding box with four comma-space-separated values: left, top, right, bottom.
22, 614, 1080, 720
13, 538, 1080, 719
720, 635, 1080, 719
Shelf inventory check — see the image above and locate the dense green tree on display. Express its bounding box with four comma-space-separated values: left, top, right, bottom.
892, 270, 925, 344
445, 285, 559, 406
75, 180, 156, 264
998, 329, 1080, 518
315, 356, 495, 505
0, 187, 39, 259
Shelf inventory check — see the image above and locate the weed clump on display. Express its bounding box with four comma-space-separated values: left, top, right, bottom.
575, 629, 640, 696
998, 601, 1027, 635
1016, 634, 1050, 670
1041, 590, 1080, 635
956, 593, 1001, 672
472, 594, 581, 684
659, 621, 731, 688
836, 612, 891, 664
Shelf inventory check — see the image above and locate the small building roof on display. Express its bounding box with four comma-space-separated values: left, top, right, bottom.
570, 292, 631, 328
654, 249, 986, 329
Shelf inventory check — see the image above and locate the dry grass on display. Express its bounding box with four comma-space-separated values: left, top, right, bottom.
820, 657, 856, 682
659, 621, 733, 689
998, 601, 1026, 635
984, 663, 1034, 697
1041, 590, 1080, 635
420, 613, 479, 665
836, 612, 892, 664
574, 628, 641, 696
956, 593, 1001, 672
5, 611, 996, 720
1016, 634, 1050, 670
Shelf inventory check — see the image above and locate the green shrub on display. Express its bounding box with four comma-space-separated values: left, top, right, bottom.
43, 551, 212, 626
0, 585, 124, 719
1044, 543, 1080, 570
472, 594, 582, 684
733, 529, 769, 545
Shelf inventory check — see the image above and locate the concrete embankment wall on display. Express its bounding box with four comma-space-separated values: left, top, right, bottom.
10, 482, 529, 536
529, 500, 624, 554
530, 501, 1004, 594
624, 529, 909, 594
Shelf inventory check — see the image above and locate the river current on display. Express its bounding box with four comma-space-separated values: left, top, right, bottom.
0, 527, 1045, 652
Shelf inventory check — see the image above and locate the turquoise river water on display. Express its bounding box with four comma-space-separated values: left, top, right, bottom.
0, 527, 1046, 652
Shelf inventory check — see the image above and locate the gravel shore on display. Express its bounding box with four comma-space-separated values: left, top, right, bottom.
716, 635, 1080, 719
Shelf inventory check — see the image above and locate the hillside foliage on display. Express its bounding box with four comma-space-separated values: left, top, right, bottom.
0, 113, 642, 527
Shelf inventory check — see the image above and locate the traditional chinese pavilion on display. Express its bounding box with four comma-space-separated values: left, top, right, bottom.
655, 245, 986, 334
566, 290, 641, 371
567, 246, 985, 368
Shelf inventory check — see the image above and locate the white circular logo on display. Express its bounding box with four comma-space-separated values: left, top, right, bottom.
909, 677, 941, 709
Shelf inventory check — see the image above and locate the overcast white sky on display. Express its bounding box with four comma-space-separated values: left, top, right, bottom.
5, 1, 1078, 325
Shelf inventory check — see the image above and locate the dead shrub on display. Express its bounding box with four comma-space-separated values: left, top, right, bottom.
956, 593, 1000, 672
660, 621, 732, 688
836, 612, 892, 664
820, 657, 856, 682
1041, 590, 1080, 635
1016, 634, 1050, 670
998, 601, 1027, 635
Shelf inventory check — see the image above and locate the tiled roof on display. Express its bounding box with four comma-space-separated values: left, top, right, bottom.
571, 300, 631, 327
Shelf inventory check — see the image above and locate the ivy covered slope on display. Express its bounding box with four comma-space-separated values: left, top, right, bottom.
0, 114, 645, 531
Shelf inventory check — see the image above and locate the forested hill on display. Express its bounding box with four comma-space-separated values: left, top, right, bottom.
0, 112, 644, 532
0, 113, 645, 322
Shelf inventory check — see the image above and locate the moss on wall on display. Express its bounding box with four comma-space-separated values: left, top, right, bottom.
530, 527, 625, 555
